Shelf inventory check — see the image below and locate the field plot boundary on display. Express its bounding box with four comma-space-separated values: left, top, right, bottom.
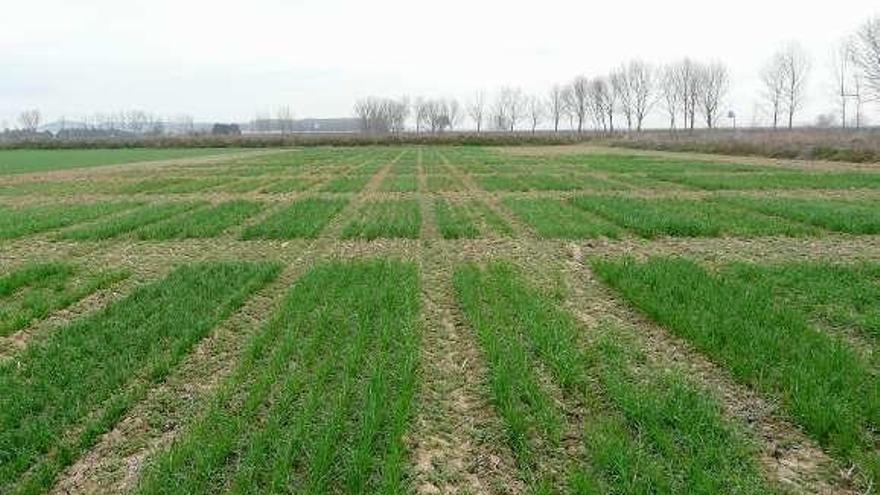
0, 145, 878, 494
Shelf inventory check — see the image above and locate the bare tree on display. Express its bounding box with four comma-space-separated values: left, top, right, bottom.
526, 95, 545, 133
853, 16, 880, 101
568, 76, 590, 133
547, 85, 565, 132
561, 86, 576, 130
587, 77, 613, 132
610, 67, 633, 130
780, 43, 811, 129
831, 40, 861, 128
467, 91, 486, 133
389, 96, 409, 134
494, 87, 524, 132
277, 105, 294, 135
660, 65, 681, 131
413, 98, 429, 133
175, 114, 196, 135
18, 109, 41, 132
674, 59, 701, 131
447, 99, 462, 131
627, 61, 655, 131
354, 96, 409, 134
760, 53, 787, 129
602, 75, 618, 132
697, 62, 729, 128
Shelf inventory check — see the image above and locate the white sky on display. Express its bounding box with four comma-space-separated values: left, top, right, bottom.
1, 0, 878, 128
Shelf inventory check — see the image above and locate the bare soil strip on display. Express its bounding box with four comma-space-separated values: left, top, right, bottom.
409, 245, 524, 495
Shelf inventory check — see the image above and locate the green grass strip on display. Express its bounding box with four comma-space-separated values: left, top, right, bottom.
58, 202, 202, 240
259, 177, 316, 193
136, 259, 420, 495
0, 262, 128, 337
722, 196, 880, 234
435, 199, 480, 239
240, 198, 347, 239
504, 198, 621, 239
571, 196, 813, 238
455, 262, 769, 494
722, 261, 880, 344
660, 172, 880, 190
0, 202, 138, 239
136, 201, 263, 239
318, 175, 371, 193
342, 200, 421, 240
0, 148, 231, 175
379, 174, 418, 192
593, 256, 880, 481
0, 261, 279, 494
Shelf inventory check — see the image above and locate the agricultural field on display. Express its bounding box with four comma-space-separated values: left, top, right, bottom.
0, 148, 236, 175
1, 144, 880, 494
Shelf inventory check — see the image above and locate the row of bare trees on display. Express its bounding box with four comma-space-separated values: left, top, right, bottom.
353, 97, 409, 134
349, 16, 877, 134
9, 17, 880, 136
413, 98, 461, 133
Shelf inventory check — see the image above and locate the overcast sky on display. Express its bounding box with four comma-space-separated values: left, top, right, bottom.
1, 0, 878, 128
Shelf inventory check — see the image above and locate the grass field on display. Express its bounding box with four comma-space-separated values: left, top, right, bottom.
0, 148, 233, 175
1, 144, 879, 494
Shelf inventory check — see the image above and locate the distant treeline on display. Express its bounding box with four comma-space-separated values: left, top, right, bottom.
0, 131, 596, 150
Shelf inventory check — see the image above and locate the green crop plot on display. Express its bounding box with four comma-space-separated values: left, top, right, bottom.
0, 261, 278, 494
573, 155, 762, 174
504, 198, 621, 238
241, 198, 347, 239
722, 261, 880, 343
120, 177, 232, 194
209, 178, 270, 193
594, 256, 880, 480
342, 200, 421, 240
475, 174, 621, 191
58, 202, 202, 240
3, 144, 877, 493
0, 148, 231, 175
319, 174, 372, 193
434, 199, 512, 239
426, 175, 464, 191
136, 201, 263, 239
572, 195, 815, 238
0, 202, 138, 239
136, 259, 420, 495
379, 174, 418, 192
258, 177, 317, 193
660, 171, 880, 190
723, 196, 880, 234
434, 199, 480, 239
0, 262, 128, 337
455, 262, 769, 493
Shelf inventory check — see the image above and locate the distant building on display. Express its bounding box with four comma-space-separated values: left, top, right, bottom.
212, 123, 242, 135
245, 118, 360, 134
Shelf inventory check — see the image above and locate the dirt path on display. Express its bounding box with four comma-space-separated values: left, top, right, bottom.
409, 245, 524, 494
